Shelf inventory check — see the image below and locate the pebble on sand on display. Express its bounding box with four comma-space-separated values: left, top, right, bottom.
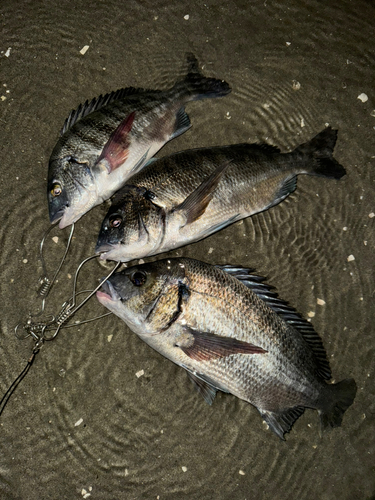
317, 298, 326, 306
80, 45, 89, 55
357, 93, 368, 103
182, 466, 188, 472
136, 369, 144, 378
347, 255, 355, 262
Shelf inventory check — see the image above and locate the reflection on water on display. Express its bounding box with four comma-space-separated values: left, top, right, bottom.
0, 0, 374, 499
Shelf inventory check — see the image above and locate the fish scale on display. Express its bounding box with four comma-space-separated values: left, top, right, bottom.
48, 54, 231, 228
96, 127, 347, 263
96, 257, 356, 440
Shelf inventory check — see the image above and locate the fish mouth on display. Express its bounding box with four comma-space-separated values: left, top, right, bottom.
49, 208, 65, 225
96, 279, 121, 302
95, 242, 123, 261
58, 211, 78, 229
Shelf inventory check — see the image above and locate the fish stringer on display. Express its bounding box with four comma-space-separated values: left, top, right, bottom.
2, 255, 121, 418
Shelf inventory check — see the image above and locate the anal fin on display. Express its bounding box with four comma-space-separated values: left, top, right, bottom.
171, 106, 191, 140
259, 406, 305, 440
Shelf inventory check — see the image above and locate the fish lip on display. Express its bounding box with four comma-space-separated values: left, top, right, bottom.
98, 279, 121, 301
96, 242, 124, 261
95, 242, 116, 255
49, 208, 64, 225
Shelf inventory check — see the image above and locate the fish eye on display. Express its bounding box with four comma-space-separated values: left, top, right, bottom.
109, 215, 123, 228
51, 184, 62, 197
144, 190, 156, 201
130, 271, 147, 287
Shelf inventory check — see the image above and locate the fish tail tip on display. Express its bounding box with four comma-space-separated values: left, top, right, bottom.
297, 126, 346, 179
178, 54, 231, 100
314, 157, 347, 180
320, 378, 357, 430
185, 52, 200, 74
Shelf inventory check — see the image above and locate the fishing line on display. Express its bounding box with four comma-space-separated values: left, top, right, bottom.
2, 251, 121, 418
0, 352, 37, 418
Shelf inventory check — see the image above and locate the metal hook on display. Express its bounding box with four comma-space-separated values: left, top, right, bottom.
33, 223, 75, 316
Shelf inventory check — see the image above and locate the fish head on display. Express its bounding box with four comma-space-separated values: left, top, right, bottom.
96, 259, 186, 334
95, 186, 164, 262
48, 154, 100, 229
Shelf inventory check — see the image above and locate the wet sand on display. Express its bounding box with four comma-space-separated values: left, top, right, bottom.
1, 0, 374, 498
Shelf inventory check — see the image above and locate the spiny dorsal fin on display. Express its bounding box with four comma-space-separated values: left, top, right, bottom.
251, 143, 281, 154
217, 265, 332, 380
60, 86, 155, 135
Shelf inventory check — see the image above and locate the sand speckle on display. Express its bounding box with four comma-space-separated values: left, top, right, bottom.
357, 93, 368, 103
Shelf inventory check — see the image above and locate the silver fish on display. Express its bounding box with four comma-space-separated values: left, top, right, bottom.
48, 54, 231, 228
96, 258, 356, 439
96, 127, 346, 262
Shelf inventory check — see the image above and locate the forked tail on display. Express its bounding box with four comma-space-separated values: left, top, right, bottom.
175, 53, 231, 101
319, 378, 357, 430
294, 126, 346, 179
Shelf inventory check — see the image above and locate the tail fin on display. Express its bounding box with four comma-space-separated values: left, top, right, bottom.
319, 378, 357, 430
175, 53, 231, 101
294, 127, 346, 179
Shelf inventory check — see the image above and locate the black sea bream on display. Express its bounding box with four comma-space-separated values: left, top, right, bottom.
48, 55, 231, 228
96, 127, 345, 262
96, 258, 356, 440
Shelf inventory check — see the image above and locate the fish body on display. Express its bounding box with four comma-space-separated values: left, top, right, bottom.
96, 258, 356, 439
96, 127, 346, 262
48, 55, 231, 228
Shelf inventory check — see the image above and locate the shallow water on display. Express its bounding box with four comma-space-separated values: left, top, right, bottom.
1, 0, 374, 499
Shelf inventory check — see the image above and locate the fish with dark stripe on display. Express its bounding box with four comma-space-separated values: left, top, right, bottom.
47, 54, 231, 228
97, 257, 356, 440
96, 127, 346, 262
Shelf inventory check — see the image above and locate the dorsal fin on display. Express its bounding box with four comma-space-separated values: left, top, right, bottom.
217, 265, 332, 380
60, 86, 156, 135
251, 143, 281, 154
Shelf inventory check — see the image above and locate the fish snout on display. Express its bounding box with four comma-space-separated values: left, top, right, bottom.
95, 241, 116, 255
97, 278, 121, 302
49, 206, 65, 225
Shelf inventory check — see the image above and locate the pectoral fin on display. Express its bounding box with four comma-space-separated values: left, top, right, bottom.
175, 327, 266, 362
174, 160, 232, 226
96, 111, 136, 173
